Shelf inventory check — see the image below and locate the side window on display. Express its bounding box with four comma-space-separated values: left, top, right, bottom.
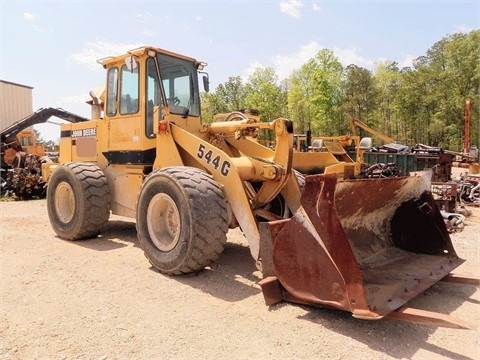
162, 75, 190, 115
174, 76, 190, 107
146, 58, 162, 138
20, 137, 32, 146
120, 62, 139, 115
157, 53, 201, 117
162, 75, 189, 108
106, 68, 118, 116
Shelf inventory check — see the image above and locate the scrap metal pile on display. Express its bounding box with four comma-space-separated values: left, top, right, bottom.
455, 172, 480, 205
1, 151, 51, 200
361, 162, 401, 178
1, 107, 88, 200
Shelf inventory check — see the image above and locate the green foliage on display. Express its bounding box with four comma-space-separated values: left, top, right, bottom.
200, 76, 246, 123
244, 67, 286, 122
215, 76, 246, 111
372, 61, 399, 138
340, 64, 378, 139
288, 60, 317, 134
201, 30, 479, 152
200, 92, 219, 123
287, 49, 344, 136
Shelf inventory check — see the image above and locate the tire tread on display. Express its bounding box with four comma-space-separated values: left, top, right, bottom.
138, 166, 228, 275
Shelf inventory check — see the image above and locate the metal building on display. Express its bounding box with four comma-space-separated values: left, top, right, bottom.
0, 80, 33, 131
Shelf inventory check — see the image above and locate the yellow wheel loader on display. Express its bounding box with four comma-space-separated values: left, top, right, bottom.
42, 46, 477, 328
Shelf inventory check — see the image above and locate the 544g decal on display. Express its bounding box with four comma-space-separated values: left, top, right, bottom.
197, 144, 231, 177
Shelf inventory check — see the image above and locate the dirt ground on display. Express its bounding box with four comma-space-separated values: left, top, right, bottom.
1, 175, 479, 360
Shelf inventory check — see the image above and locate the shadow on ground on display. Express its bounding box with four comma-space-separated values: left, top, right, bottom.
151, 241, 263, 303
291, 281, 478, 360
55, 219, 139, 251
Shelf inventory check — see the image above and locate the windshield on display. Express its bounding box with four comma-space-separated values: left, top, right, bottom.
157, 53, 200, 117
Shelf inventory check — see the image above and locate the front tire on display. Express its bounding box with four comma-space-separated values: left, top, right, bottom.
136, 167, 228, 275
47, 163, 110, 240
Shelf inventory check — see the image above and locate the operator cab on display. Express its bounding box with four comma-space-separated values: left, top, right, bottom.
100, 46, 209, 139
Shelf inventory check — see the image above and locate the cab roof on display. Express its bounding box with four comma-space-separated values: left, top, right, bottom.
96, 46, 201, 68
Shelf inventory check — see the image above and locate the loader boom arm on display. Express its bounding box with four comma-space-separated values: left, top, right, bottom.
1, 107, 88, 145
349, 116, 394, 144
156, 117, 295, 260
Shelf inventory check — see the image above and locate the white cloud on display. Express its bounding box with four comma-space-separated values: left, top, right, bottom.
24, 12, 37, 21
23, 12, 54, 32
23, 11, 53, 32
142, 29, 154, 37
271, 41, 322, 80
245, 41, 388, 82
280, 0, 304, 19
69, 40, 143, 70
33, 24, 53, 33
398, 54, 416, 69
243, 60, 266, 80
456, 24, 474, 33
332, 46, 375, 69
135, 12, 152, 23
312, 3, 322, 12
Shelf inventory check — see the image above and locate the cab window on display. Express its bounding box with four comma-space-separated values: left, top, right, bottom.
157, 53, 200, 117
20, 137, 33, 146
120, 61, 139, 115
106, 68, 118, 116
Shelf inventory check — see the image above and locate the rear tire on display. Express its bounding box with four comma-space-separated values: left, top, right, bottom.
136, 166, 228, 275
47, 163, 110, 240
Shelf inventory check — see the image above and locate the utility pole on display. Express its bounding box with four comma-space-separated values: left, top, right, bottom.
464, 99, 470, 154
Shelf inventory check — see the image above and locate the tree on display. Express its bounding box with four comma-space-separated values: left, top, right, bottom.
288, 49, 344, 136
394, 66, 428, 145
372, 61, 399, 139
215, 76, 246, 111
200, 91, 224, 123
201, 76, 247, 123
288, 60, 317, 134
398, 30, 480, 149
244, 67, 286, 122
310, 49, 345, 135
199, 31, 480, 152
340, 64, 377, 133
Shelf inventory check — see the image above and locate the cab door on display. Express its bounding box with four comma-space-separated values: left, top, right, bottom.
104, 58, 147, 164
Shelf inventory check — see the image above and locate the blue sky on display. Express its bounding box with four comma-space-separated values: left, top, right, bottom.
1, 0, 479, 141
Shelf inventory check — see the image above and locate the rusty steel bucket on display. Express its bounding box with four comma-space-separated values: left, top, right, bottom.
259, 171, 465, 320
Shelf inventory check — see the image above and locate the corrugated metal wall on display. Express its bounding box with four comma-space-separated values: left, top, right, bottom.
0, 80, 33, 131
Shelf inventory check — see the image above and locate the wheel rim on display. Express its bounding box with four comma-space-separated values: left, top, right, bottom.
147, 193, 181, 251
55, 181, 75, 223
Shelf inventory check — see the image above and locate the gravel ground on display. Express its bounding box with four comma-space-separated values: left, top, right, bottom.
0, 180, 479, 360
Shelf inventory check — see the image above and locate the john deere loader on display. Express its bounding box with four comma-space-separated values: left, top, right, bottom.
42, 46, 477, 329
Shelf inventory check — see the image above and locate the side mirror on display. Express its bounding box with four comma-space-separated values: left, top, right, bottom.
203, 75, 210, 93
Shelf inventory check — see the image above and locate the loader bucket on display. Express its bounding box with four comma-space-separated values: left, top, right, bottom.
259, 171, 465, 320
